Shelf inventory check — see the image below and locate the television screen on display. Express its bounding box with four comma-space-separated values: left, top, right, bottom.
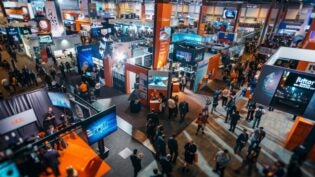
270, 71, 315, 115
223, 9, 237, 19
38, 34, 53, 45
175, 50, 192, 63
83, 107, 117, 144
48, 92, 71, 109
148, 71, 169, 89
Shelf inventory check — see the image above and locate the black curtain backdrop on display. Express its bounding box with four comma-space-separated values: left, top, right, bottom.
0, 88, 63, 140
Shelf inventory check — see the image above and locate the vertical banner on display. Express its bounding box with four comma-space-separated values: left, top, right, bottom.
40, 48, 48, 63
45, 1, 62, 37
88, 3, 97, 18
197, 5, 207, 36
141, 2, 145, 22
153, 3, 172, 69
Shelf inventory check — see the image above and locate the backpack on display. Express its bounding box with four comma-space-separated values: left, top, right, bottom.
255, 109, 263, 118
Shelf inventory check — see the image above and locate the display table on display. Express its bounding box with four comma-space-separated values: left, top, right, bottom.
149, 100, 161, 112
172, 83, 180, 92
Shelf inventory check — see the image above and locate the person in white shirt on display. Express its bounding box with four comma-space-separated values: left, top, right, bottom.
168, 97, 176, 120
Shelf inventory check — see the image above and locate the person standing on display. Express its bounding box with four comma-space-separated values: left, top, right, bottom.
168, 97, 176, 120
213, 149, 231, 177
246, 97, 256, 121
225, 98, 236, 123
180, 76, 186, 92
252, 106, 265, 128
182, 141, 197, 172
211, 94, 219, 114
248, 127, 265, 153
43, 144, 61, 177
221, 87, 230, 106
179, 100, 189, 122
229, 110, 241, 132
167, 135, 178, 163
130, 149, 142, 177
234, 129, 249, 154
147, 109, 159, 126
156, 134, 166, 159
196, 113, 206, 135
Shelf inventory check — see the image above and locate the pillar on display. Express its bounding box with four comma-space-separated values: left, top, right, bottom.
272, 1, 287, 34
197, 0, 207, 36
233, 4, 242, 33
302, 9, 315, 48
259, 1, 275, 45
0, 1, 6, 17
152, 0, 172, 69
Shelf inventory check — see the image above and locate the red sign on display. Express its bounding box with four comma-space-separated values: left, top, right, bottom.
40, 49, 48, 63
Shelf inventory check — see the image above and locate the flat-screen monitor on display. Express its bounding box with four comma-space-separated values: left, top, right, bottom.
175, 50, 192, 63
223, 9, 237, 19
38, 34, 53, 45
148, 71, 169, 89
83, 106, 117, 145
0, 161, 20, 177
48, 92, 71, 109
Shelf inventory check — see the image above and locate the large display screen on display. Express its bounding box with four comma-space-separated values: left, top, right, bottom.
175, 50, 192, 63
223, 9, 238, 19
47, 92, 71, 109
270, 71, 315, 115
254, 65, 315, 119
76, 44, 102, 70
83, 107, 117, 145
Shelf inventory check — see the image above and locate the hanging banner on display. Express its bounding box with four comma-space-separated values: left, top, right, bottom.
45, 1, 62, 37
153, 3, 172, 69
197, 6, 207, 36
88, 3, 97, 18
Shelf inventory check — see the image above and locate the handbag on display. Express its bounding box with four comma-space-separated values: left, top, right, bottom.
194, 153, 198, 163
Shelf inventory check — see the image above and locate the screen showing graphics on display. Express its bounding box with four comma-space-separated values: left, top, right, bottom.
0, 161, 20, 177
270, 71, 315, 115
148, 71, 169, 89
48, 92, 71, 109
83, 107, 117, 145
223, 9, 237, 19
175, 50, 192, 63
38, 34, 53, 45
253, 65, 284, 106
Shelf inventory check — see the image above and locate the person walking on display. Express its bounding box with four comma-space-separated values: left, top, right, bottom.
234, 129, 249, 154
179, 100, 189, 122
168, 97, 176, 120
182, 141, 197, 172
160, 154, 173, 177
221, 87, 230, 106
225, 98, 236, 123
211, 94, 219, 114
196, 113, 207, 135
213, 149, 231, 177
167, 135, 178, 163
252, 106, 265, 128
130, 149, 142, 177
234, 147, 259, 177
229, 111, 241, 132
246, 96, 256, 121
156, 134, 166, 159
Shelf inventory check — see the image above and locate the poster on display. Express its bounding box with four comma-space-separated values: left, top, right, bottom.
76, 44, 102, 71
139, 73, 148, 100
45, 1, 62, 37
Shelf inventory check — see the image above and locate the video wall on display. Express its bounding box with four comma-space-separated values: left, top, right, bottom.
254, 65, 315, 120
173, 43, 205, 64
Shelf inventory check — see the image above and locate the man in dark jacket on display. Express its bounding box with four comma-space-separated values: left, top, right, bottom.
167, 135, 178, 163
160, 154, 172, 177
130, 149, 142, 177
179, 100, 189, 122
147, 109, 159, 126
229, 111, 241, 132
234, 129, 249, 154
43, 144, 60, 177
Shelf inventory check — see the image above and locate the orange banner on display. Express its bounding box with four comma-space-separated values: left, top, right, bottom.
153, 3, 172, 69
141, 2, 145, 22
197, 6, 207, 36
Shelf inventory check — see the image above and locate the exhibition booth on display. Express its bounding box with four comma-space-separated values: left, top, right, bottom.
255, 47, 315, 160
0, 88, 118, 176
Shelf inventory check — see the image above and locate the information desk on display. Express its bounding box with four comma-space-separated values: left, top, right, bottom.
149, 100, 161, 112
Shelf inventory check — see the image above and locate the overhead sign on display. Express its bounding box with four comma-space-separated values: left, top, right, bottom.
45, 1, 63, 37
0, 109, 37, 135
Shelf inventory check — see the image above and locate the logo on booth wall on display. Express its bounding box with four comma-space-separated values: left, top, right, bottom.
10, 117, 24, 125
294, 77, 315, 90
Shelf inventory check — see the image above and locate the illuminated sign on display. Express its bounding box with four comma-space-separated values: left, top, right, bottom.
294, 77, 315, 90
0, 109, 37, 134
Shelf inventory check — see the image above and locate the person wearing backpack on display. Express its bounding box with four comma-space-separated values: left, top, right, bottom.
252, 106, 265, 128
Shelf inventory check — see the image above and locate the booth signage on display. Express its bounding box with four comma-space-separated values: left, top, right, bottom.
45, 1, 63, 37
6, 27, 21, 43
293, 77, 315, 90
0, 109, 37, 135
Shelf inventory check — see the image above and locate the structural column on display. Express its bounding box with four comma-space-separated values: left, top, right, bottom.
233, 4, 242, 33
152, 0, 172, 69
272, 1, 287, 34
197, 0, 207, 36
259, 1, 275, 45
